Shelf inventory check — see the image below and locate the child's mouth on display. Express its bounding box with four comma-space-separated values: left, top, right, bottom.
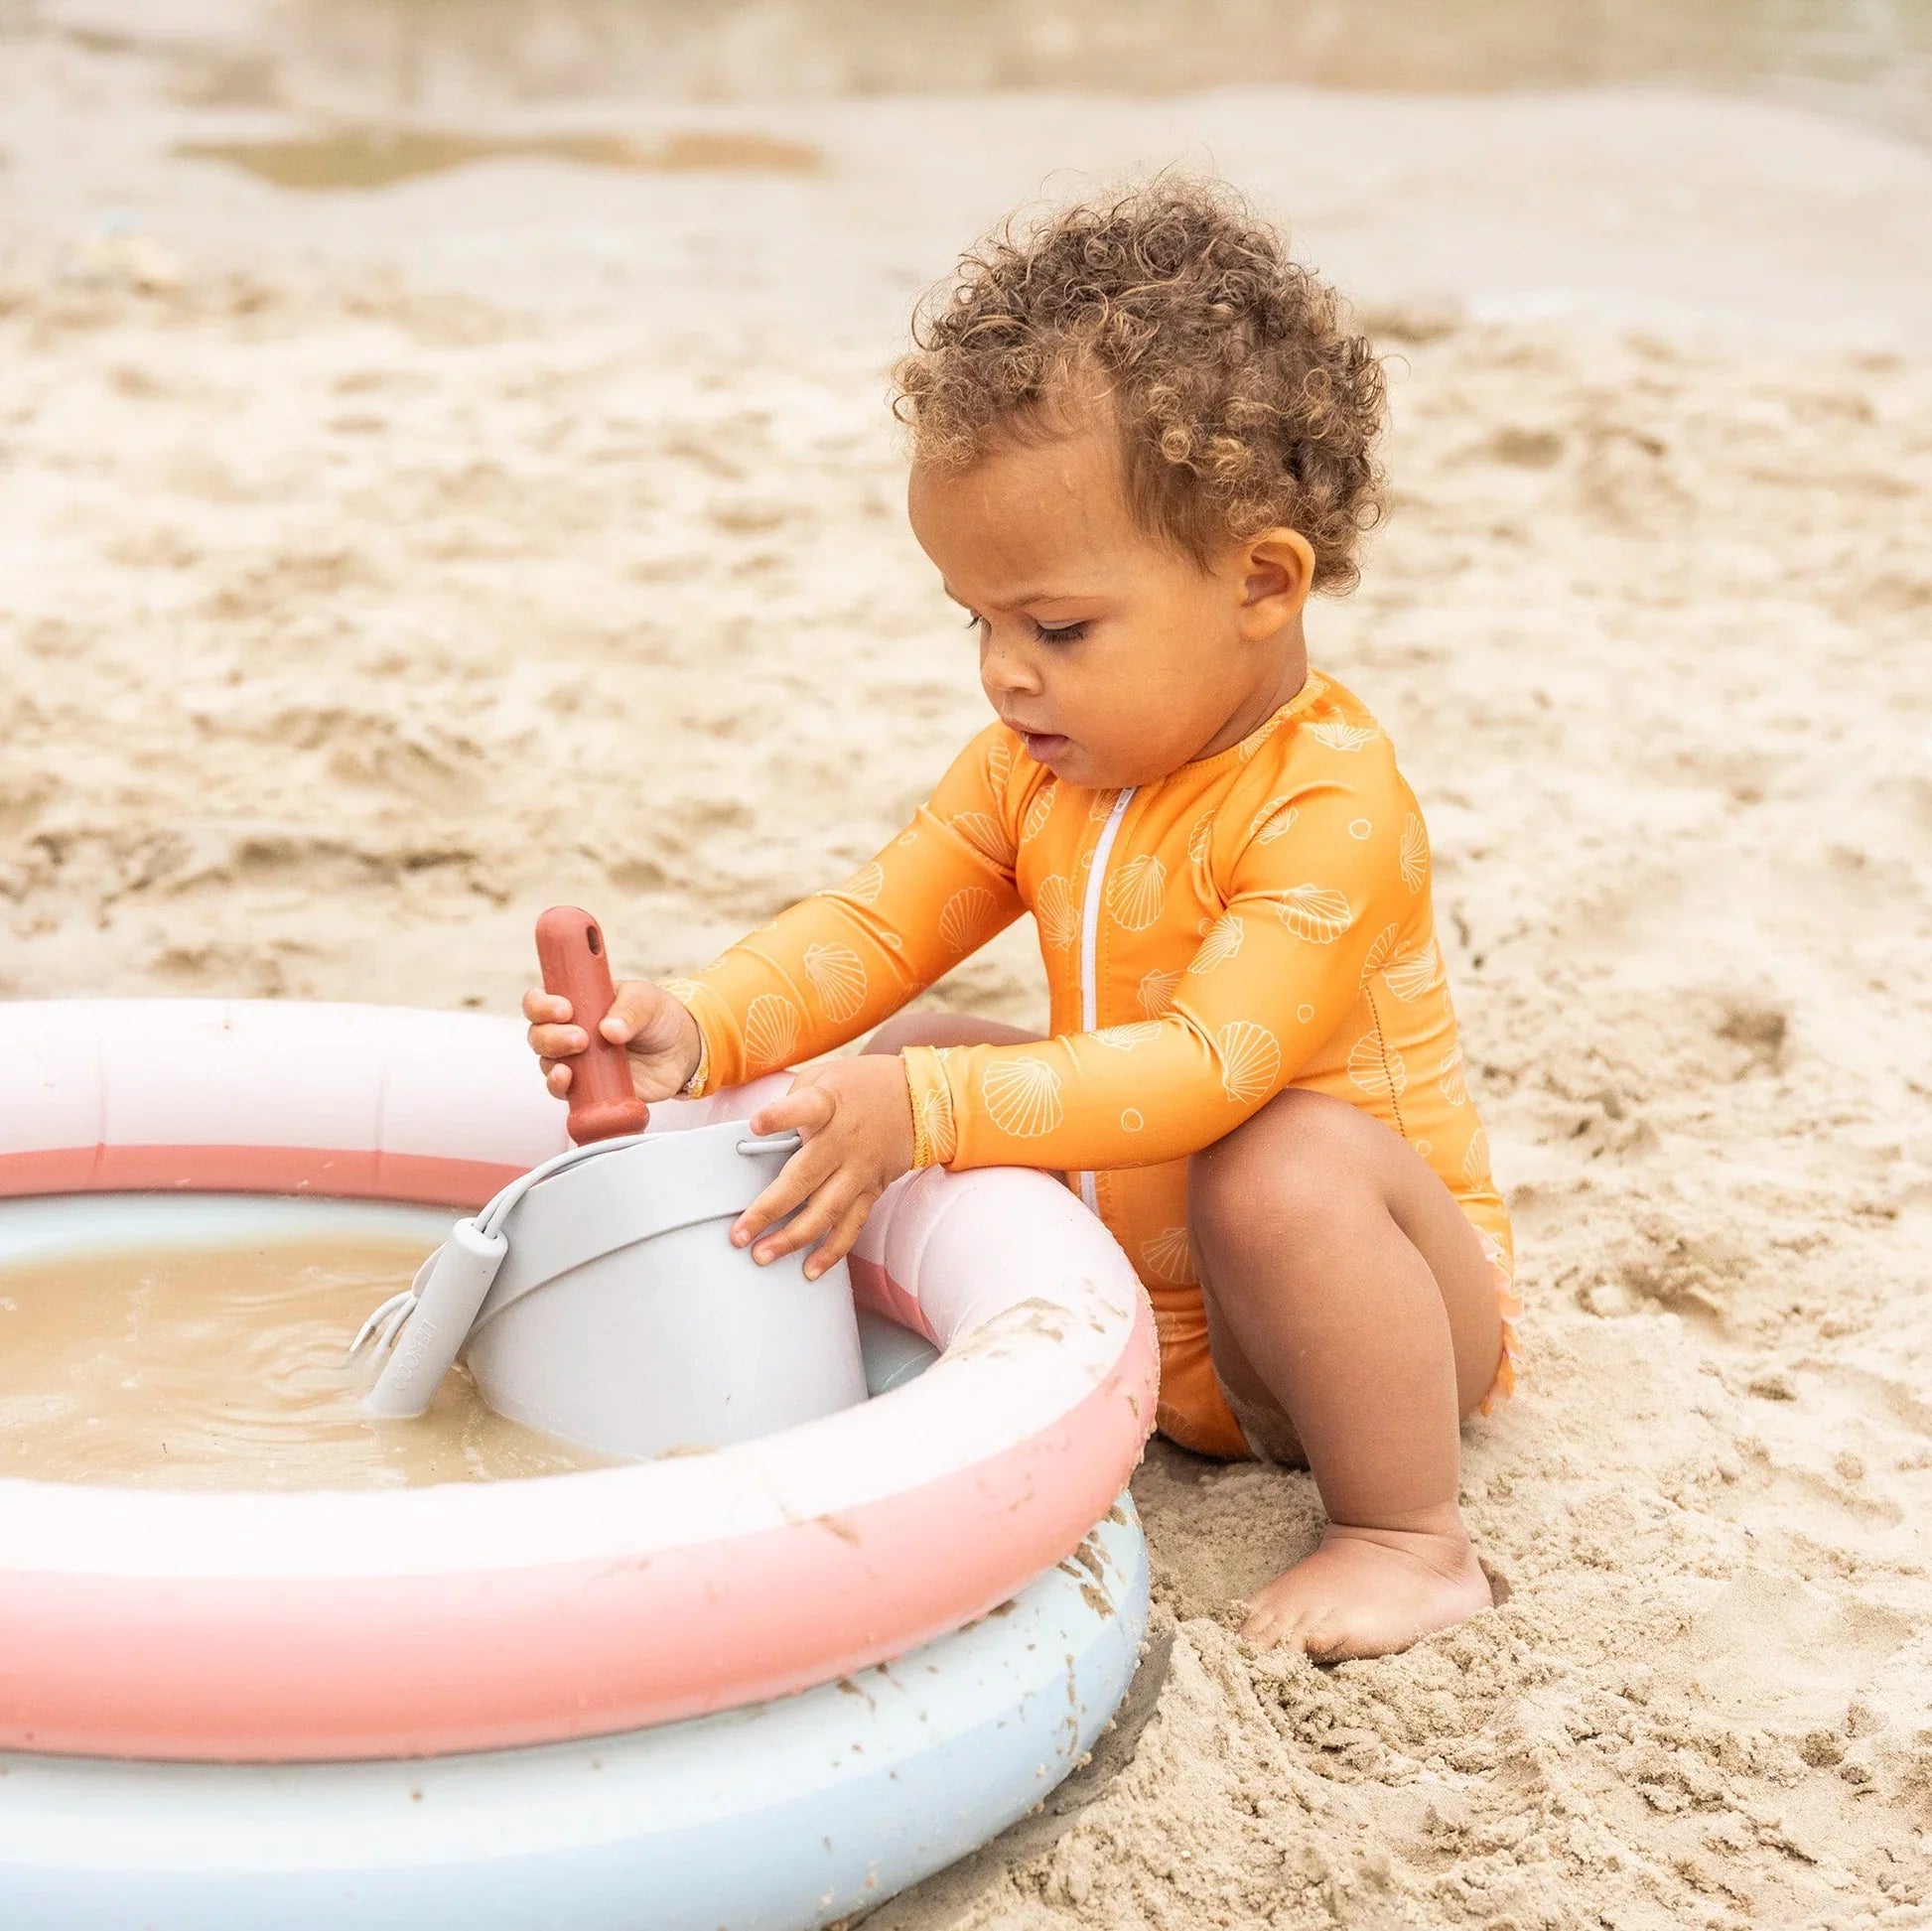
1021, 732, 1069, 762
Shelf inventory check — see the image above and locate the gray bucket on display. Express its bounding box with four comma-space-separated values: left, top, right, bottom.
462, 1120, 867, 1461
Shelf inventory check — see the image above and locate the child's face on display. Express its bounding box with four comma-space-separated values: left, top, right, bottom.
907, 418, 1306, 790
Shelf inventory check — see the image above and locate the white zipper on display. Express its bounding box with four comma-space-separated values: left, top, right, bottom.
1075, 786, 1136, 1214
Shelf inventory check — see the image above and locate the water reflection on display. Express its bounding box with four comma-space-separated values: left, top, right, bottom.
245, 0, 1932, 142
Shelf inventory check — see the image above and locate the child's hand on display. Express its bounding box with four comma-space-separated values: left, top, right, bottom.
730, 1056, 916, 1280
522, 979, 703, 1105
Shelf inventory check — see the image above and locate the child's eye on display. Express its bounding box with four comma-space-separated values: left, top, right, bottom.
960, 611, 1086, 644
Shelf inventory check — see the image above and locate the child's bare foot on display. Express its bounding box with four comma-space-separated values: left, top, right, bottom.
1240, 1521, 1492, 1661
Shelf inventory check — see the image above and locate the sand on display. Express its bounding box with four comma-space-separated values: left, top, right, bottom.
4, 10, 1932, 1925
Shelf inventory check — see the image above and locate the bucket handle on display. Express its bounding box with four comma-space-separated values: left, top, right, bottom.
736, 1131, 803, 1158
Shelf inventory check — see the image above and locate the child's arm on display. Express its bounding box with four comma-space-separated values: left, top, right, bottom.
677, 723, 1025, 1095
524, 725, 1024, 1115
728, 765, 1427, 1282
902, 774, 1424, 1172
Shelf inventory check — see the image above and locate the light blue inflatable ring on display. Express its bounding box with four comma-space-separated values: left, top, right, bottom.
0, 1195, 1151, 1930
0, 1497, 1148, 1931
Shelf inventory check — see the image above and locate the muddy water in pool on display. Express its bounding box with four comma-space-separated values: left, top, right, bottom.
0, 1235, 615, 1489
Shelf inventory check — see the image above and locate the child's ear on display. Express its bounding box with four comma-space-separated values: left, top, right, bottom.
1233, 528, 1315, 637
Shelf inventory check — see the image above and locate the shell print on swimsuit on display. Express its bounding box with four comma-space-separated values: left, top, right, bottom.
802, 942, 869, 1023
676, 668, 1518, 1460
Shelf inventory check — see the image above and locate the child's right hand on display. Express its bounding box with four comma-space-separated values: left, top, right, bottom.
522, 979, 704, 1105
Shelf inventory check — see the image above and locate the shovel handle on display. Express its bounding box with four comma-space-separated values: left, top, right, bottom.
535, 905, 651, 1144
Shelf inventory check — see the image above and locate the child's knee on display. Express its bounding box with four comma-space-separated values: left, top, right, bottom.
861, 1013, 1042, 1054
860, 1014, 933, 1054
1189, 1088, 1370, 1247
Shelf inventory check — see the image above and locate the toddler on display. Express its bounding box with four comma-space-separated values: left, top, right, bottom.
527, 180, 1517, 1660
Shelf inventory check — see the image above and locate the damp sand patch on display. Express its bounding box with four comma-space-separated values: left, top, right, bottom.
176, 125, 825, 190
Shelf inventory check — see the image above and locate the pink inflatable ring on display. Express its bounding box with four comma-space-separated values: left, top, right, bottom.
0, 1000, 1157, 1762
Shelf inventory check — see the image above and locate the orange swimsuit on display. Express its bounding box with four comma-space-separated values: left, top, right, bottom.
679, 670, 1518, 1457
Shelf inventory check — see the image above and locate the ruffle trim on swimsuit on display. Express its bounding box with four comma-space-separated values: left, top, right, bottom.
1476, 1232, 1522, 1417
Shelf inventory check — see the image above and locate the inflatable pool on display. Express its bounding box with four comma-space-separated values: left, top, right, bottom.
0, 999, 1159, 1926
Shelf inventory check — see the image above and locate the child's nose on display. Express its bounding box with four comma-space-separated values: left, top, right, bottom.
980, 628, 1042, 697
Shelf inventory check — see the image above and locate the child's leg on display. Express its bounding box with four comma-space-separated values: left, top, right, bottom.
1188, 1088, 1503, 1661
860, 1014, 1042, 1054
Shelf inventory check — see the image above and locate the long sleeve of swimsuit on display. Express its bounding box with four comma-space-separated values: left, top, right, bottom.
899, 768, 1415, 1172
678, 723, 1026, 1094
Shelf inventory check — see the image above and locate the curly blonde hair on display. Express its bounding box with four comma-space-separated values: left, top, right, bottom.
893, 178, 1386, 593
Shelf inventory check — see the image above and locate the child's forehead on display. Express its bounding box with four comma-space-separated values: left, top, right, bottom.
908, 426, 1145, 596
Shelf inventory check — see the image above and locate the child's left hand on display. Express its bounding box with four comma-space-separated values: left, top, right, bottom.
731, 1055, 917, 1280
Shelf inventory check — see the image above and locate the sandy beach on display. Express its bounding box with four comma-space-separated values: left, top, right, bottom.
5, 4, 1932, 1923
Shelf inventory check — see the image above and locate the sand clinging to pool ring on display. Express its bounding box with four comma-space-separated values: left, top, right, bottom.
0, 999, 1158, 1761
